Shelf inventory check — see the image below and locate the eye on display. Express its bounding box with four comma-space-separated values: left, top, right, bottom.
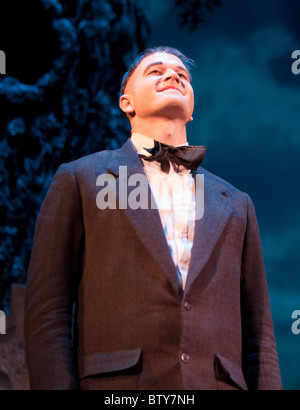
149, 69, 161, 75
178, 73, 189, 81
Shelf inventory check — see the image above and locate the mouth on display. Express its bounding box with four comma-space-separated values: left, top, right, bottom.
159, 86, 183, 94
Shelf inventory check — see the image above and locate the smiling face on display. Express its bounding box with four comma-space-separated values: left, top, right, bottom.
119, 52, 194, 124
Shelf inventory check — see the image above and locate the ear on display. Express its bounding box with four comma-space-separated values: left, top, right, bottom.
119, 94, 135, 116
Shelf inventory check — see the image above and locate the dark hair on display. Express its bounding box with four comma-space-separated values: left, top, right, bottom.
120, 46, 195, 97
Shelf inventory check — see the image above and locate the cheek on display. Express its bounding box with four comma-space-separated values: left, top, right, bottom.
134, 92, 153, 111
132, 83, 154, 106
187, 91, 194, 113
135, 93, 159, 114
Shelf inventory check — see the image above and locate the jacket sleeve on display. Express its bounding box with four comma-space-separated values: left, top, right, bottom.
241, 193, 282, 390
24, 163, 84, 390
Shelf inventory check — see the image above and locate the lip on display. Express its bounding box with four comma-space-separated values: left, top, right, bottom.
159, 86, 183, 94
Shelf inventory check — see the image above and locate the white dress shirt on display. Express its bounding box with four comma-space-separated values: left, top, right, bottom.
131, 133, 196, 290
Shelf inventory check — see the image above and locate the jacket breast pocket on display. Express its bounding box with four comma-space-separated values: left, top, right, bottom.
214, 353, 248, 390
78, 348, 142, 390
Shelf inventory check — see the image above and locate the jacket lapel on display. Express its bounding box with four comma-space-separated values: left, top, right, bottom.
106, 139, 181, 296
185, 168, 232, 293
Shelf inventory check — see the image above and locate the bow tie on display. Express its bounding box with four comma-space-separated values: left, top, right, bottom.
139, 140, 206, 173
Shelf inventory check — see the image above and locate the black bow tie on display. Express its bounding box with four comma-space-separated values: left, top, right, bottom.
139, 140, 206, 173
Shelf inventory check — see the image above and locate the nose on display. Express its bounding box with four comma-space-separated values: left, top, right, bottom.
162, 68, 180, 83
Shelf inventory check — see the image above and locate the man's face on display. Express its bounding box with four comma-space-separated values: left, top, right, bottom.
121, 52, 194, 123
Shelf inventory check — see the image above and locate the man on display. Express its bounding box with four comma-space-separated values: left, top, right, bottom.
24, 46, 282, 390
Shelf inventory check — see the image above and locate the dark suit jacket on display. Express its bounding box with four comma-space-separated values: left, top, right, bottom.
24, 138, 282, 390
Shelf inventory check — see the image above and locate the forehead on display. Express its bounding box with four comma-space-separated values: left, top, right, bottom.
137, 52, 188, 73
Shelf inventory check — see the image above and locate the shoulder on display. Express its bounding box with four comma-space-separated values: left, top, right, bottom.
46, 147, 120, 195
199, 166, 254, 213
57, 148, 114, 174
199, 166, 245, 195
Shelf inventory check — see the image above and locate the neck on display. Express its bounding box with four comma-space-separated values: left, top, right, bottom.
130, 117, 187, 146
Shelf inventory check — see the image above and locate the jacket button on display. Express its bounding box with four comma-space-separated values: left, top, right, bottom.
184, 302, 191, 311
181, 353, 190, 363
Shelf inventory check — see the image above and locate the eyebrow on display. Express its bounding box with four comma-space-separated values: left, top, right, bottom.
143, 61, 191, 81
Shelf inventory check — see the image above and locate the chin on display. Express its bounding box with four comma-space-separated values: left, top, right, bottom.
158, 104, 191, 120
